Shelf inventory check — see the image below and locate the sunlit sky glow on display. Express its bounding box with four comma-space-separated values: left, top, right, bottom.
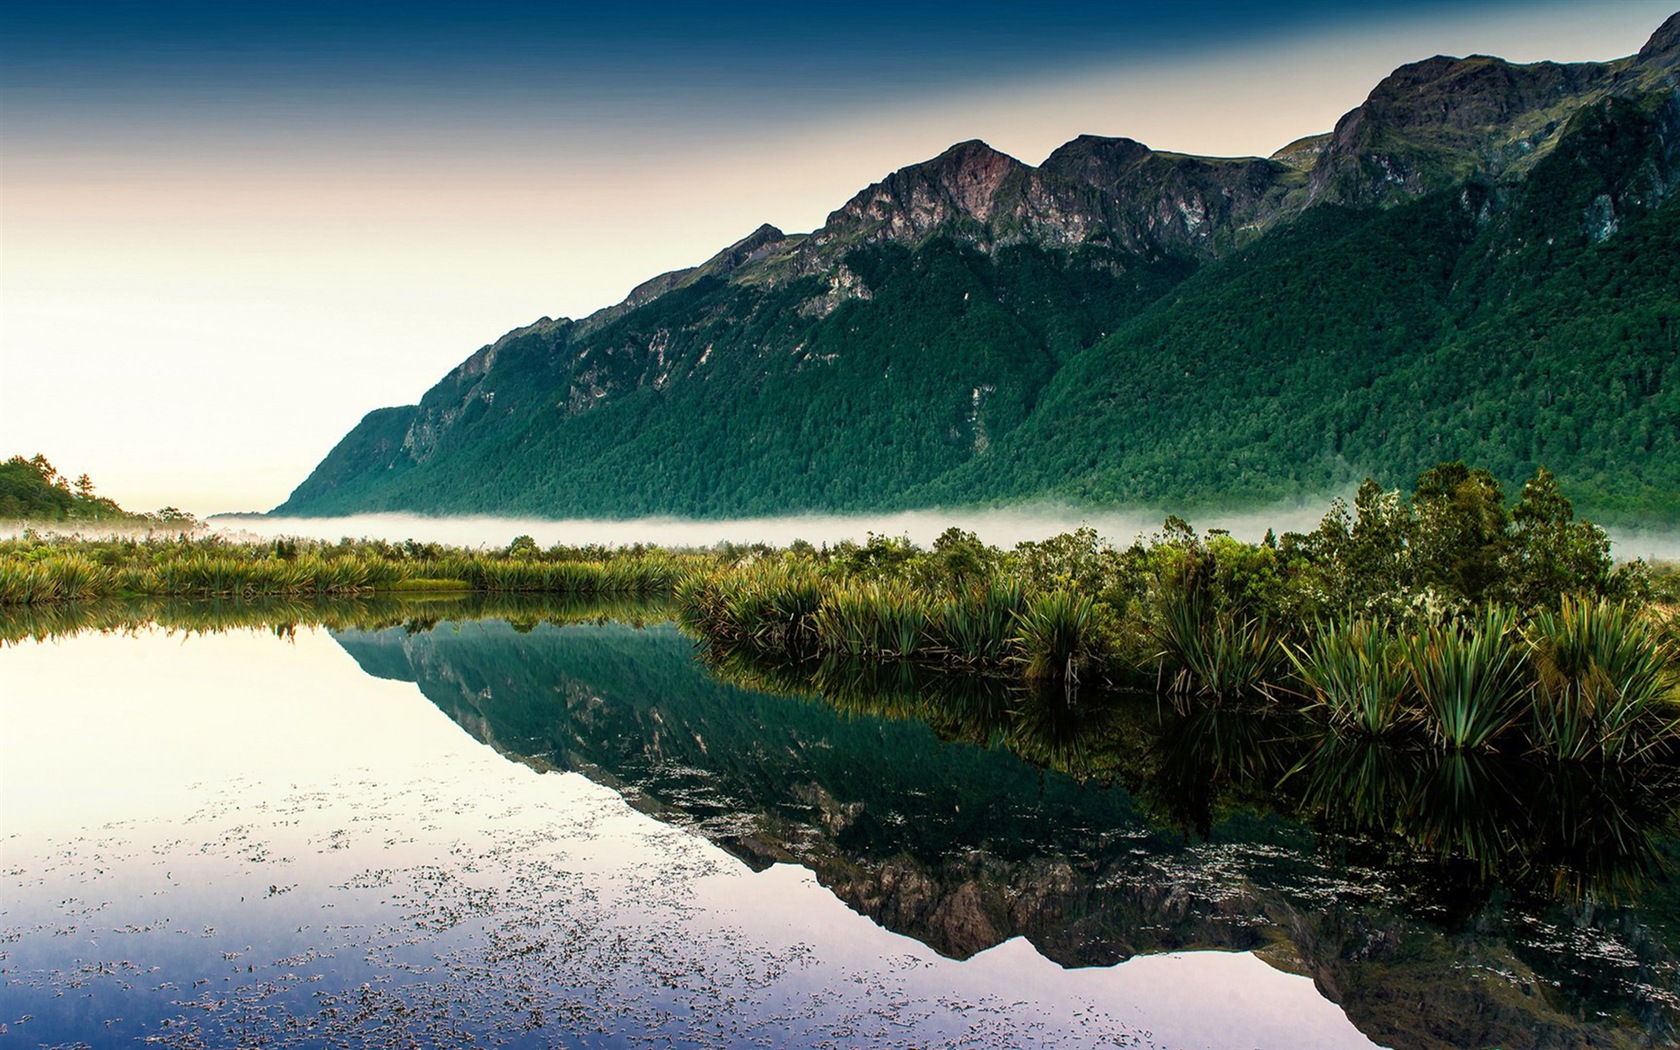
3, 1, 1675, 513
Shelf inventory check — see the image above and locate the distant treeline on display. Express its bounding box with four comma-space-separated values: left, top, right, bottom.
0, 453, 196, 527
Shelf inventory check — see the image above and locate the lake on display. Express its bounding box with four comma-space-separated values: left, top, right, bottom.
4, 596, 1678, 1047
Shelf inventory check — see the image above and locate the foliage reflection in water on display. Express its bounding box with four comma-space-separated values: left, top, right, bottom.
5, 595, 1680, 1049
334, 598, 1680, 1049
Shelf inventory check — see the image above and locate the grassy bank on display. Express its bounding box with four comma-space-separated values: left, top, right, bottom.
674, 465, 1680, 761
7, 462, 1679, 760
0, 590, 677, 646
0, 533, 697, 604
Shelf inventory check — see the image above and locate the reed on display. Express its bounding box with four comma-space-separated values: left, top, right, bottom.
812, 579, 930, 659
1153, 591, 1284, 702
1011, 590, 1097, 680
927, 579, 1026, 665
0, 591, 677, 646
1525, 597, 1678, 762
1403, 606, 1529, 750
1, 541, 687, 604
0, 555, 111, 603
1291, 619, 1412, 735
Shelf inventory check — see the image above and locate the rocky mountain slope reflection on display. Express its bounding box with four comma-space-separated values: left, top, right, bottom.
333, 613, 1680, 1050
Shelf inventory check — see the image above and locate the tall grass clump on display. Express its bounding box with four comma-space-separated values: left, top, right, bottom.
1404, 606, 1528, 750
729, 564, 823, 651
813, 579, 929, 659
1011, 590, 1098, 680
1526, 597, 1678, 762
1292, 619, 1412, 735
1153, 591, 1284, 702
0, 554, 112, 603
676, 563, 825, 653
928, 579, 1026, 665
453, 555, 676, 595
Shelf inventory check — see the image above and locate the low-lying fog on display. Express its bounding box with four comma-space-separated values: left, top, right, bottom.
10, 503, 1672, 562
215, 505, 1329, 550
192, 506, 1680, 562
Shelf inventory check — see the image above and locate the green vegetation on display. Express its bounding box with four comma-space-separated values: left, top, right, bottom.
0, 532, 694, 605
13, 462, 1680, 762
278, 74, 1680, 524
279, 238, 1182, 519
0, 454, 192, 526
1526, 596, 1679, 762
0, 591, 674, 647
1403, 607, 1529, 750
674, 465, 1679, 761
1290, 619, 1411, 736
946, 94, 1680, 520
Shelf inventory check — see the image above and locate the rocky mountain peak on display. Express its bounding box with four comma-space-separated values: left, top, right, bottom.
1640, 11, 1680, 65
1038, 135, 1154, 183
1308, 49, 1616, 204
814, 139, 1029, 248
701, 223, 790, 274
1359, 53, 1607, 133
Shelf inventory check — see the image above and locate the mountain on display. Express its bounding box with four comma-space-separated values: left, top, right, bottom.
278, 15, 1680, 522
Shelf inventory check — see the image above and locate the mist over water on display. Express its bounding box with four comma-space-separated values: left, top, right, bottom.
211, 505, 1679, 560
1601, 527, 1680, 564
7, 500, 1664, 562
217, 503, 1340, 551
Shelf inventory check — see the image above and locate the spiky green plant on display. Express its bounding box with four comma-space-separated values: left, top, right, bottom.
1012, 590, 1097, 680
812, 579, 929, 659
1291, 619, 1412, 735
1404, 606, 1528, 750
1153, 591, 1283, 702
1526, 596, 1678, 762
929, 579, 1026, 665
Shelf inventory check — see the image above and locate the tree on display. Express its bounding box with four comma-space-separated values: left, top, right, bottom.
1502, 466, 1611, 607
1411, 461, 1510, 604
506, 534, 539, 557
27, 453, 60, 488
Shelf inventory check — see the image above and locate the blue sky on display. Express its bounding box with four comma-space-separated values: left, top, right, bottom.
3, 1, 1489, 145
3, 1, 1675, 512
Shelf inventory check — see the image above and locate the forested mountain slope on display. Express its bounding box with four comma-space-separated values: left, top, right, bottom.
278, 14, 1680, 521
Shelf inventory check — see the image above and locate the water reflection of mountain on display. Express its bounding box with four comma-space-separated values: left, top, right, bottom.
333, 616, 1680, 1050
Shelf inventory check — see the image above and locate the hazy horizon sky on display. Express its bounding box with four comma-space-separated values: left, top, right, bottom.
4, 1, 1676, 514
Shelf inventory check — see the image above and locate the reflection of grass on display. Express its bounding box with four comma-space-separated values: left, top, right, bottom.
711, 623, 1680, 905
0, 592, 676, 646
1292, 732, 1680, 906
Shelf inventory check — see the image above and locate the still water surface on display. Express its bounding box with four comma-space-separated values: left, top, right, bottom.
4, 601, 1678, 1047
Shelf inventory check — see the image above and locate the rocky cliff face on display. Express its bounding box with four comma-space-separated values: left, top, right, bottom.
1306, 14, 1680, 208
276, 15, 1680, 521
798, 134, 1296, 265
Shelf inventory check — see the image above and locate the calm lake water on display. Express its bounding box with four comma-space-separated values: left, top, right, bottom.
4, 598, 1678, 1048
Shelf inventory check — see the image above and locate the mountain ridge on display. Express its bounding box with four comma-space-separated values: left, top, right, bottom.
278, 15, 1680, 522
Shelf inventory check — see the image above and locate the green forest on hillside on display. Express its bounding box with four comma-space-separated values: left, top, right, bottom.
277, 86, 1680, 524
941, 93, 1680, 518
